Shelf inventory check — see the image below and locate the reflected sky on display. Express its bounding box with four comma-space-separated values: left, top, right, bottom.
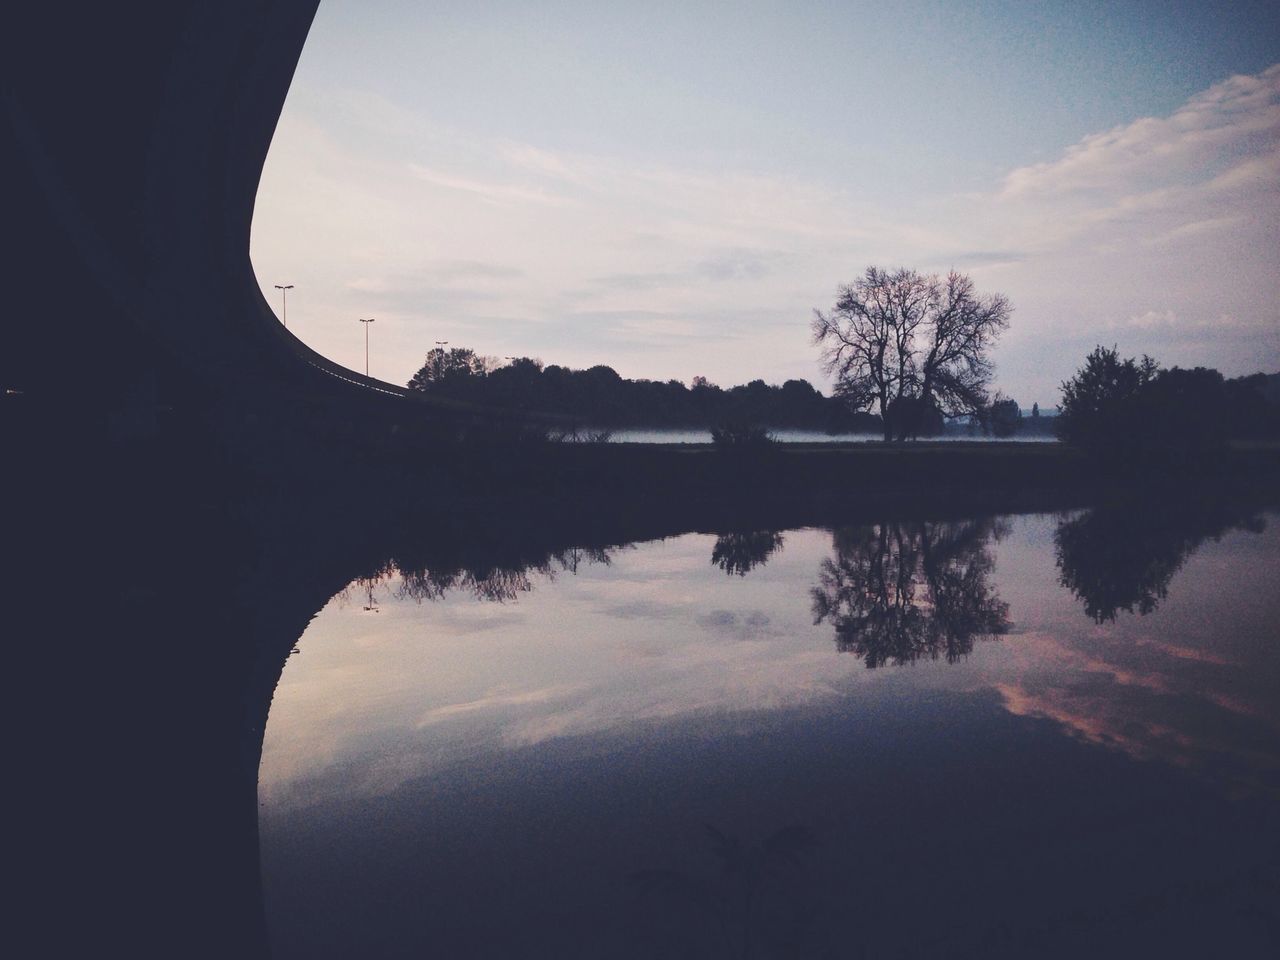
260, 510, 1280, 957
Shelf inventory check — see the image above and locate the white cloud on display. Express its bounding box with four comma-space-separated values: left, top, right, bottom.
407, 163, 575, 206
1000, 64, 1280, 199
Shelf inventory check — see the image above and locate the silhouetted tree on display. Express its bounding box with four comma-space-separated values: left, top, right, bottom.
1056, 347, 1271, 461
812, 267, 1010, 440
811, 518, 1010, 666
710, 531, 785, 576
407, 347, 492, 392
989, 396, 1021, 437
886, 395, 945, 438
1056, 345, 1156, 452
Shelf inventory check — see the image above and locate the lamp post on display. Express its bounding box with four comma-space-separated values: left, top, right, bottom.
273, 284, 294, 327
433, 340, 448, 381
358, 318, 376, 376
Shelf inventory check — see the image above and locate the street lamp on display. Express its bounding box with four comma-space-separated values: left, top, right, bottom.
273, 284, 294, 328
358, 318, 376, 376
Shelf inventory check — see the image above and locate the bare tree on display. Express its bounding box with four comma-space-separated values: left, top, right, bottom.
812, 267, 1010, 440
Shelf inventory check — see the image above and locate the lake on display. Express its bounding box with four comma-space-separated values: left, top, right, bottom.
595, 428, 1057, 444
259, 504, 1279, 958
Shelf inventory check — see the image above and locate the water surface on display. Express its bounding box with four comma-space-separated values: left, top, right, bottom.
260, 506, 1280, 958
600, 428, 1056, 443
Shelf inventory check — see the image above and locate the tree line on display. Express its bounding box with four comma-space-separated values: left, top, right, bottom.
407, 348, 882, 433
1056, 346, 1279, 461
404, 263, 1277, 448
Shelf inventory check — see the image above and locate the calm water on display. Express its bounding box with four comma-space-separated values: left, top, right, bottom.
601, 428, 1056, 443
260, 507, 1280, 958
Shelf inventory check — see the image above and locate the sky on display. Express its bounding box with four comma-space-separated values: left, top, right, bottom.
250, 0, 1280, 407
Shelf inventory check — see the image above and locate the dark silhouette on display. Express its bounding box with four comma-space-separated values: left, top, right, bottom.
382, 545, 614, 603
989, 396, 1022, 438
711, 422, 778, 450
1055, 497, 1268, 623
407, 346, 493, 391
408, 351, 881, 434
711, 531, 786, 576
1057, 347, 1280, 463
811, 518, 1011, 666
811, 267, 1010, 441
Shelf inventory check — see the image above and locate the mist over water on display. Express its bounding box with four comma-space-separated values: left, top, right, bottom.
599, 429, 1058, 444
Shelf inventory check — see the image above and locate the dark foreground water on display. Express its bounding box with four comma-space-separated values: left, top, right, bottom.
259, 507, 1280, 958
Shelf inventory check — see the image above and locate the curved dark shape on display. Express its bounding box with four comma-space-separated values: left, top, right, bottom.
5, 2, 532, 469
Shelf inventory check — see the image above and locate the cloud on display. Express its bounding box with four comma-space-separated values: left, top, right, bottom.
1124, 309, 1177, 330
940, 250, 1028, 269
1000, 64, 1280, 199
417, 684, 578, 725
407, 163, 575, 206
695, 248, 782, 281
946, 63, 1280, 398
590, 272, 684, 292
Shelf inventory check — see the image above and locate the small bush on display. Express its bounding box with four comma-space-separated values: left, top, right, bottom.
710, 422, 776, 449
551, 426, 613, 443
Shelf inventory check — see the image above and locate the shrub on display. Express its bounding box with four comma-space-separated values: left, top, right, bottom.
710, 422, 776, 449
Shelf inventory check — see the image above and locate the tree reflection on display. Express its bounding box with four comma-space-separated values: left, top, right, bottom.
710, 531, 786, 576
339, 546, 616, 605
1055, 499, 1267, 623
811, 518, 1010, 667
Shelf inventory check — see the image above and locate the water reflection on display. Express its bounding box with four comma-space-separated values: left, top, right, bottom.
343, 546, 617, 605
810, 518, 1011, 667
628, 822, 820, 959
711, 531, 786, 576
260, 498, 1280, 959
1055, 498, 1268, 622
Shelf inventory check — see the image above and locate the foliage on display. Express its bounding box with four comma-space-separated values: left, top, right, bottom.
710, 422, 776, 449
1055, 346, 1278, 460
1055, 498, 1266, 623
811, 518, 1010, 667
551, 426, 613, 443
407, 347, 494, 391
406, 351, 880, 432
710, 531, 785, 576
1056, 346, 1159, 454
812, 267, 1010, 441
988, 395, 1021, 437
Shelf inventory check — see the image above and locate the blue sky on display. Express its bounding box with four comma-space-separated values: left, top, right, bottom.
251, 0, 1280, 407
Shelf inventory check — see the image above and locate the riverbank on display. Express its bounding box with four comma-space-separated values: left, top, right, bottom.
412, 437, 1280, 513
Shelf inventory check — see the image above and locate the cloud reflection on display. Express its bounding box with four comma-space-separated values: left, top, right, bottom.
261, 510, 1280, 815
